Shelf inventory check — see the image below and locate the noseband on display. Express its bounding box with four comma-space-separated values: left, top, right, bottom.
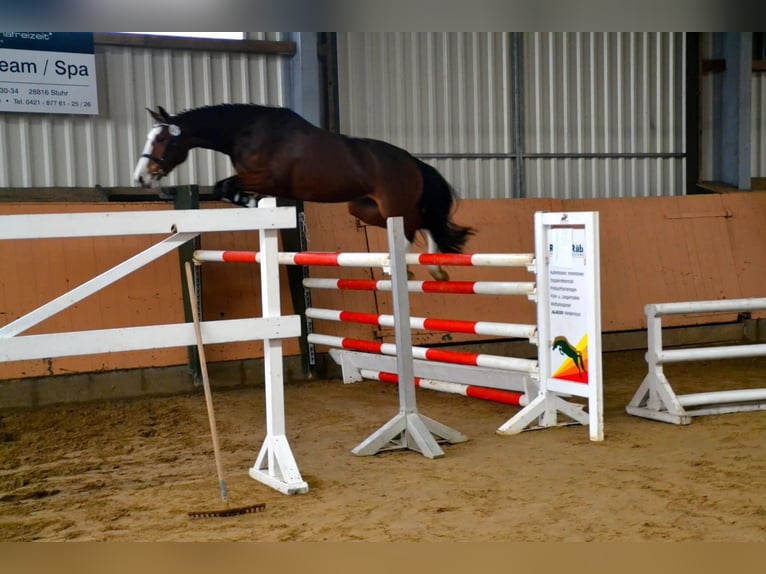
141, 153, 167, 171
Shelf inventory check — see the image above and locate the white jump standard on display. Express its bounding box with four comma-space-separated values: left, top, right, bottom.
346, 218, 467, 457
627, 297, 766, 424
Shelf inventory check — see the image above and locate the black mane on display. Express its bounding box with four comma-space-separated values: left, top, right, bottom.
167, 104, 307, 154
173, 103, 296, 127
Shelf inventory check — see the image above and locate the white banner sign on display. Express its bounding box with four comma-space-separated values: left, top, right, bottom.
0, 32, 98, 115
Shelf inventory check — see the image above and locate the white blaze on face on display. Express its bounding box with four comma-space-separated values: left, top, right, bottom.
133, 125, 165, 187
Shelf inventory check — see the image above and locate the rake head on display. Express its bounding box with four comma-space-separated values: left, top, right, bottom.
188, 502, 266, 519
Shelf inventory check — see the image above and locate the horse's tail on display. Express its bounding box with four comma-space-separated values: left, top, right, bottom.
415, 159, 475, 253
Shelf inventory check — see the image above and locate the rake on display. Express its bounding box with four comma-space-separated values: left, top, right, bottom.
184, 262, 265, 519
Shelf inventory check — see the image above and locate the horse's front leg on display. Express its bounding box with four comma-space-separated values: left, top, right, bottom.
212, 174, 270, 208
212, 175, 263, 207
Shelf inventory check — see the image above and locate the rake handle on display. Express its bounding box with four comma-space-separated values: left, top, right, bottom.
184, 261, 228, 503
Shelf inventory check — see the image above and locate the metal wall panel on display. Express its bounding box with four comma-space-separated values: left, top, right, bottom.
524, 32, 686, 198
0, 33, 287, 189
336, 32, 687, 200
337, 32, 515, 200
754, 71, 766, 177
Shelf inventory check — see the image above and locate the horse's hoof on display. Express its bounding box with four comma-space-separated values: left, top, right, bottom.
212, 178, 241, 202
430, 269, 450, 282
407, 269, 415, 280
244, 194, 260, 208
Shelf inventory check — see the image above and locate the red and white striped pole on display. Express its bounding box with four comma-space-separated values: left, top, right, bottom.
194, 249, 534, 268
302, 277, 535, 296
361, 369, 527, 407
306, 307, 536, 340
307, 333, 538, 374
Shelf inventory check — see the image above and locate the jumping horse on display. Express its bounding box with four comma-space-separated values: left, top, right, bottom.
134, 104, 474, 280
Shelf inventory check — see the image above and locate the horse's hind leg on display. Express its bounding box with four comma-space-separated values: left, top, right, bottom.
423, 230, 449, 281
348, 197, 418, 279
401, 238, 416, 280
375, 183, 450, 282
348, 205, 449, 282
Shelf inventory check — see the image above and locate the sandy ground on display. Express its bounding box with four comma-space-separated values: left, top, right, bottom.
2, 349, 766, 542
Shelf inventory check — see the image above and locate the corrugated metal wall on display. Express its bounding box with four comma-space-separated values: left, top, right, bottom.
0, 33, 286, 189
337, 32, 515, 200
336, 32, 687, 199
524, 32, 686, 198
2, 33, 756, 194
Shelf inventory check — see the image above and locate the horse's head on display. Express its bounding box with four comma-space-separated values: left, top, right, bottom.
134, 106, 190, 188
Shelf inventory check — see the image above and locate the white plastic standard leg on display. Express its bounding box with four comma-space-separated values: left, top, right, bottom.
351, 411, 467, 459
496, 392, 588, 435
625, 309, 692, 425
625, 371, 692, 425
249, 435, 309, 495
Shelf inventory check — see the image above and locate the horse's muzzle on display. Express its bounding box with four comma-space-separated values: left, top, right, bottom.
134, 154, 164, 188
135, 174, 160, 188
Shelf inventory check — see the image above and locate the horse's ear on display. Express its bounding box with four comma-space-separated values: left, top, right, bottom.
146, 106, 173, 124
146, 107, 165, 124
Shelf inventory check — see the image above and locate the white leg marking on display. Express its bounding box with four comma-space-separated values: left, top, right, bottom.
423, 230, 448, 281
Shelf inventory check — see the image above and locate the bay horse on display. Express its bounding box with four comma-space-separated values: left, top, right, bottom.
133, 104, 474, 280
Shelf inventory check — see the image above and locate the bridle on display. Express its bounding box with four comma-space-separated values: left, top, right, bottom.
142, 123, 182, 174
141, 151, 168, 172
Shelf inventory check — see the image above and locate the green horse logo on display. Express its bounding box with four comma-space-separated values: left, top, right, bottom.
552, 336, 585, 379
